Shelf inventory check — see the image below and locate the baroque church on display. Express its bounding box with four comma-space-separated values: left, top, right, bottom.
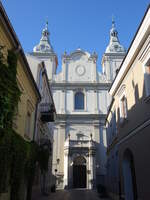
27, 20, 126, 189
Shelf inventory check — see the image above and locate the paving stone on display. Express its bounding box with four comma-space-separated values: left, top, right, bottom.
33, 189, 111, 200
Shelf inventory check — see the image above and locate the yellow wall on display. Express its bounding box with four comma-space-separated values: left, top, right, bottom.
0, 18, 38, 141
110, 36, 150, 140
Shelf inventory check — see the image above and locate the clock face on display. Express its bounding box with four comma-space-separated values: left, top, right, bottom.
76, 65, 85, 76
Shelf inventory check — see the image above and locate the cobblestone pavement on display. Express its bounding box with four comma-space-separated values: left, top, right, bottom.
34, 189, 111, 200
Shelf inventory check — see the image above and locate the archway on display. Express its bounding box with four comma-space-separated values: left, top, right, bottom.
73, 156, 86, 188
122, 149, 137, 200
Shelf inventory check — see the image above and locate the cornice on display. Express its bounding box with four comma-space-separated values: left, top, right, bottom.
54, 113, 106, 123
30, 52, 57, 58
103, 52, 126, 57
51, 82, 111, 90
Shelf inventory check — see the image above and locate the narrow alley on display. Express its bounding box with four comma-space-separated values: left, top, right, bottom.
33, 190, 111, 200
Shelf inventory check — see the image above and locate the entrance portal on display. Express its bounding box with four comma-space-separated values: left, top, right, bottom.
73, 156, 86, 188
122, 149, 137, 200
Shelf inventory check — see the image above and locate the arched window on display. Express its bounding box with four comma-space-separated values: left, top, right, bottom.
75, 92, 84, 110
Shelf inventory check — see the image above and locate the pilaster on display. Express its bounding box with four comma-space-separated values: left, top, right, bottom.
94, 90, 99, 114
62, 61, 67, 82
88, 141, 96, 189
92, 53, 97, 82
57, 123, 66, 173
60, 90, 66, 114
64, 147, 69, 188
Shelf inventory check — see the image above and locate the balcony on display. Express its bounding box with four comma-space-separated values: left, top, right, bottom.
69, 140, 91, 148
64, 139, 95, 149
40, 103, 55, 122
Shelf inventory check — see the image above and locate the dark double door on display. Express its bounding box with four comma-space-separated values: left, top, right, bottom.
73, 165, 86, 188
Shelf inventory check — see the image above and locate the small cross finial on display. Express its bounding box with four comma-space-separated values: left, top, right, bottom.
46, 20, 48, 29
112, 15, 115, 27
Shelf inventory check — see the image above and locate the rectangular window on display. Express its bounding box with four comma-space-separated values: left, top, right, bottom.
120, 95, 127, 120
25, 112, 31, 139
74, 92, 84, 110
144, 60, 150, 98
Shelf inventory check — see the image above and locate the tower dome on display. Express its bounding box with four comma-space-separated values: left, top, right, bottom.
33, 21, 54, 53
105, 18, 126, 54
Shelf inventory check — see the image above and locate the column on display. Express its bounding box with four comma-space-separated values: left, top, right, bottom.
62, 62, 67, 82
94, 123, 100, 142
99, 126, 107, 175
68, 155, 73, 188
94, 90, 99, 113
64, 149, 69, 188
58, 124, 66, 173
94, 124, 101, 178
92, 63, 97, 82
89, 141, 96, 189
92, 53, 97, 82
55, 124, 66, 189
106, 58, 111, 81
89, 152, 93, 189
60, 90, 66, 114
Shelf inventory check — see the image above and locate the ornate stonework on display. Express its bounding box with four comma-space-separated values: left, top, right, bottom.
30, 21, 126, 190
75, 65, 86, 76
33, 22, 54, 54
105, 19, 126, 54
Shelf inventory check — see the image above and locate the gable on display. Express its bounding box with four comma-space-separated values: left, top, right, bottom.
64, 49, 97, 82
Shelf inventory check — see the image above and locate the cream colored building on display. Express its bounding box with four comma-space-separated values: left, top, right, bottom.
26, 54, 56, 195
0, 3, 40, 141
0, 2, 40, 200
106, 5, 150, 200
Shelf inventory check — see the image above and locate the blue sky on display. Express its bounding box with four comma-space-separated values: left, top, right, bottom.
2, 0, 150, 72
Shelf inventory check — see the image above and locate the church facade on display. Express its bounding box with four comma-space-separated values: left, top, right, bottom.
29, 20, 126, 189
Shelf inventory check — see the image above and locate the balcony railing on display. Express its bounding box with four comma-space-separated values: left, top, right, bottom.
39, 103, 55, 122
66, 139, 95, 149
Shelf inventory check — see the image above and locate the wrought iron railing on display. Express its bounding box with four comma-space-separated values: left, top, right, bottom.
39, 103, 55, 122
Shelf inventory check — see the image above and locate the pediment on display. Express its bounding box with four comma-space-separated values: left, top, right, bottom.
69, 49, 90, 61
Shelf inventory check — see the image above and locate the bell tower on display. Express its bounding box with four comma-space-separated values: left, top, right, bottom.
102, 18, 126, 82
31, 22, 58, 81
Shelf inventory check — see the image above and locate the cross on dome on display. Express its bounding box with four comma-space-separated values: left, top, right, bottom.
110, 16, 118, 37
33, 21, 54, 53
105, 17, 126, 54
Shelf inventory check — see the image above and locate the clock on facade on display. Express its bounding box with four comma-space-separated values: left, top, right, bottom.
75, 65, 85, 76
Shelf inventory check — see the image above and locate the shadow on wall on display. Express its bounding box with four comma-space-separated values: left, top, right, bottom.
106, 80, 150, 199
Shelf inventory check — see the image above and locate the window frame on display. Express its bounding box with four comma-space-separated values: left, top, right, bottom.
142, 54, 150, 99
25, 111, 31, 139
24, 100, 34, 140
73, 89, 87, 111
119, 92, 128, 123
74, 91, 85, 110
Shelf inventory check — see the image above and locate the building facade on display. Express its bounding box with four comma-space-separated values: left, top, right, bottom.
0, 3, 40, 142
106, 5, 150, 200
26, 54, 56, 196
0, 2, 41, 200
31, 18, 125, 189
